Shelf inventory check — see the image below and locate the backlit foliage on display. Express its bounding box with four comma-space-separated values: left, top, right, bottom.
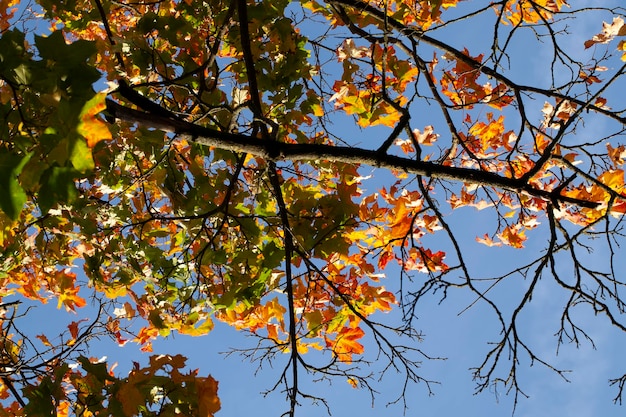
1, 0, 626, 415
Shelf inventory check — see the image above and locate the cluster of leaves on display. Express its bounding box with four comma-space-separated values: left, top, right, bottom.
1, 0, 626, 415
3, 353, 219, 417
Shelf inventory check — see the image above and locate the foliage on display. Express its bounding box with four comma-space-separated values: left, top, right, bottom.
1, 0, 626, 415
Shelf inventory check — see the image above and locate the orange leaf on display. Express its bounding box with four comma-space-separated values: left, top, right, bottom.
607, 144, 626, 166
469, 113, 506, 152
77, 93, 113, 147
67, 319, 88, 345
412, 125, 438, 145
36, 334, 52, 347
197, 376, 221, 417
57, 285, 87, 312
476, 233, 502, 247
135, 326, 159, 351
598, 169, 624, 192
332, 326, 365, 363
498, 225, 526, 248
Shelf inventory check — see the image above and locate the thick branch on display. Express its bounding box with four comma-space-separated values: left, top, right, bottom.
106, 99, 600, 209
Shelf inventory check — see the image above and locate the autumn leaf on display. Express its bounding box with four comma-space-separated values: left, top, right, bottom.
67, 320, 87, 346
0, 0, 18, 31
598, 169, 625, 193
476, 233, 502, 247
53, 270, 87, 312
607, 143, 626, 166
498, 224, 527, 248
413, 126, 439, 145
36, 334, 52, 347
57, 286, 87, 312
336, 39, 371, 61
197, 376, 221, 417
77, 92, 113, 148
116, 379, 144, 416
619, 40, 626, 61
3, 1, 626, 416
134, 326, 159, 351
584, 17, 626, 48
330, 326, 365, 363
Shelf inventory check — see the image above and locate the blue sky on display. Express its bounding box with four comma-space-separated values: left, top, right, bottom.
5, 0, 626, 416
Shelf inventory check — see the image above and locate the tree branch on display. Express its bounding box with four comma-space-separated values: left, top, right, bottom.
105, 99, 601, 209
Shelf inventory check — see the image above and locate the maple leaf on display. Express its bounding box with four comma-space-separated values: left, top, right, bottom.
57, 286, 87, 312
476, 233, 502, 247
330, 326, 365, 363
66, 319, 88, 345
77, 92, 113, 148
469, 113, 508, 152
54, 270, 87, 312
116, 378, 145, 416
197, 376, 221, 417
598, 169, 625, 193
579, 70, 602, 85
336, 39, 371, 61
619, 40, 626, 61
607, 143, 626, 166
5, 0, 626, 415
449, 188, 476, 209
56, 401, 70, 417
413, 126, 439, 145
498, 225, 527, 248
134, 326, 159, 352
0, 0, 18, 31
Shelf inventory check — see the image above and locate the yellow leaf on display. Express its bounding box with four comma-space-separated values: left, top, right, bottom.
373, 111, 402, 127
57, 401, 70, 417
598, 169, 624, 192
178, 317, 214, 336
54, 270, 87, 312
100, 284, 128, 299
310, 103, 324, 116
619, 40, 626, 61
503, 210, 517, 218
77, 93, 113, 148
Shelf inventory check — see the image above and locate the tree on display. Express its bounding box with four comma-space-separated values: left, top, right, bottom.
1, 0, 626, 414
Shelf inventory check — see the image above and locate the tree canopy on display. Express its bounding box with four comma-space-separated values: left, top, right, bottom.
1, 0, 626, 415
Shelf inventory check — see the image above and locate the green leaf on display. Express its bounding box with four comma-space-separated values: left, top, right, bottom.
0, 150, 32, 220
69, 136, 95, 172
78, 356, 115, 383
38, 166, 79, 214
0, 29, 27, 71
34, 31, 100, 96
